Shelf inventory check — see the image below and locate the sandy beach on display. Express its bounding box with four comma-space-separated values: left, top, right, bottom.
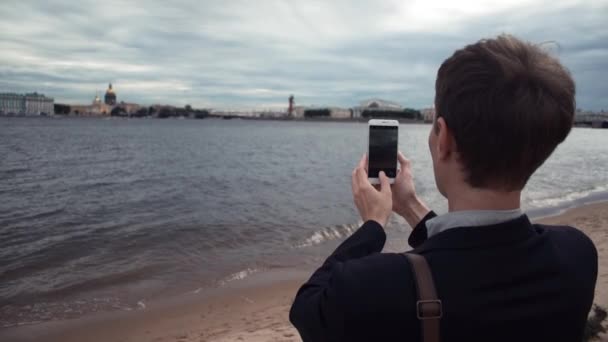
2, 201, 607, 342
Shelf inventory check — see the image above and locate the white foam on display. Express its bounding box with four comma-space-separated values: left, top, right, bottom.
218, 267, 258, 285
528, 183, 608, 209
295, 222, 362, 248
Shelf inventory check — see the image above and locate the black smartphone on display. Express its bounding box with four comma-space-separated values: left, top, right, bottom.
368, 119, 398, 184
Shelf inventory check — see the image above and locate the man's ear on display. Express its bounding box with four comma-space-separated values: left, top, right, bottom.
436, 117, 453, 161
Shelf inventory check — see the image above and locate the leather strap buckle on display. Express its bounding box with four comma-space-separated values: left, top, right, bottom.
417, 300, 443, 320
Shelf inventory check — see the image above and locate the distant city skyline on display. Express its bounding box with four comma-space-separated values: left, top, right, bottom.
0, 0, 606, 111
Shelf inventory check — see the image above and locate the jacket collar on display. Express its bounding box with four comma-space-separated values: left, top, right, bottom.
412, 215, 537, 254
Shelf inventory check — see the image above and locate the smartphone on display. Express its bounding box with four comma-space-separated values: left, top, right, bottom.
368, 119, 398, 184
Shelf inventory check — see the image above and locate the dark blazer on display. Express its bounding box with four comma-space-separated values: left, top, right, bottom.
289, 212, 598, 341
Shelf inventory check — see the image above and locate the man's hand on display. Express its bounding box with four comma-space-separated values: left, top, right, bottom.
392, 151, 418, 214
351, 154, 392, 228
392, 151, 431, 227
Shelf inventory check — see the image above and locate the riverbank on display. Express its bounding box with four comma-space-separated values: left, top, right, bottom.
3, 114, 430, 124
2, 200, 607, 342
1, 268, 306, 342
211, 115, 427, 124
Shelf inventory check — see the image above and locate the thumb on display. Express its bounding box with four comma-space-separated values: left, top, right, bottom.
379, 171, 391, 194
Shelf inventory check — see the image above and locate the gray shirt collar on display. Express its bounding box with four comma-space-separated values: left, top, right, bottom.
425, 209, 524, 238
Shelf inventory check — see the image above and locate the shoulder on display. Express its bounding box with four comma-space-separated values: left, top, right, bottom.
337, 252, 411, 282
535, 224, 598, 275
338, 252, 417, 290
537, 224, 596, 255
335, 253, 415, 298
335, 253, 418, 320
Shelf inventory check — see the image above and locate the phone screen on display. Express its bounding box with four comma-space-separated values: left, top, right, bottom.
368, 125, 398, 178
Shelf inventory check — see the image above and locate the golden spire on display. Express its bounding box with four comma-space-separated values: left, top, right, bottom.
93, 91, 101, 104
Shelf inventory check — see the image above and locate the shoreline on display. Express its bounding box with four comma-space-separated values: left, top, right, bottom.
1, 114, 430, 124
527, 187, 608, 220
5, 115, 608, 130
2, 199, 608, 342
0, 269, 308, 342
4, 114, 608, 128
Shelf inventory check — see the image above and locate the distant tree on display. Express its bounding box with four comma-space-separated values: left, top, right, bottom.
133, 107, 149, 117
304, 109, 331, 118
402, 108, 422, 119
175, 107, 187, 117
149, 106, 157, 115
111, 106, 127, 116
361, 108, 422, 120
54, 104, 71, 115
194, 109, 209, 119
158, 107, 173, 118
361, 109, 401, 118
185, 104, 193, 112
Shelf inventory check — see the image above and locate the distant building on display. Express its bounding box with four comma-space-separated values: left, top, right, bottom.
0, 93, 23, 114
118, 101, 141, 114
328, 107, 352, 119
105, 83, 117, 105
68, 83, 140, 116
352, 98, 403, 118
0, 92, 54, 115
421, 106, 436, 122
70, 92, 113, 116
25, 93, 55, 115
293, 106, 352, 119
293, 106, 307, 118
288, 95, 295, 117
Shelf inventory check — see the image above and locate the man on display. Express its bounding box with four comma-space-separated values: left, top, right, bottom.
289, 35, 597, 341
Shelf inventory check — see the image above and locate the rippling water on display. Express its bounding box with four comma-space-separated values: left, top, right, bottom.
1, 116, 607, 327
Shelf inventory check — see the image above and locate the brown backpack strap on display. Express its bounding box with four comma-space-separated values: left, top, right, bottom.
404, 253, 442, 342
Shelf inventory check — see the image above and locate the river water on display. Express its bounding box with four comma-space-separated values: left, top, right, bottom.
1, 117, 607, 327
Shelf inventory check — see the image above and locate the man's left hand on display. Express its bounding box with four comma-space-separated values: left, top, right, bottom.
351, 154, 393, 228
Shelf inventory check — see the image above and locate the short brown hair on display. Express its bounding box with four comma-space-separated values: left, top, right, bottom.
435, 34, 575, 191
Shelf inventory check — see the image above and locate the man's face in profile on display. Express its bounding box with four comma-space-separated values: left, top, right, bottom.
428, 116, 446, 197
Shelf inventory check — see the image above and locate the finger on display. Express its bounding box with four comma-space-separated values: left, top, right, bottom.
355, 166, 370, 189
379, 171, 391, 194
394, 168, 402, 182
357, 154, 366, 169
397, 151, 411, 169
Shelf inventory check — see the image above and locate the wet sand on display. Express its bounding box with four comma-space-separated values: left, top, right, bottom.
2, 201, 607, 342
0, 272, 305, 342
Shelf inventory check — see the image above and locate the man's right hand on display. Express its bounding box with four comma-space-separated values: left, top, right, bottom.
392, 151, 431, 228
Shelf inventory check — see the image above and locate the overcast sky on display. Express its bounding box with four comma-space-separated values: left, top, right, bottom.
0, 0, 606, 110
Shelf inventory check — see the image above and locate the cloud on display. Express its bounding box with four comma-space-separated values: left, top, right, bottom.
0, 0, 606, 110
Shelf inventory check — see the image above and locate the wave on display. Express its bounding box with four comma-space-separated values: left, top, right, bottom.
0, 296, 135, 328
0, 263, 163, 308
528, 183, 608, 209
295, 222, 362, 248
0, 206, 66, 228
217, 267, 259, 286
0, 167, 31, 176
